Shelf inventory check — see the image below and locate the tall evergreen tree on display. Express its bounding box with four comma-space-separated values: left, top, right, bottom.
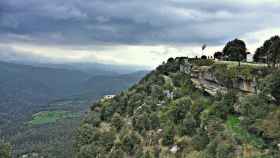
253, 35, 280, 67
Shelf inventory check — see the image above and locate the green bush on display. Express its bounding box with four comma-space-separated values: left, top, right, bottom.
179, 112, 197, 136
192, 129, 209, 151
121, 131, 141, 155
112, 113, 124, 131
108, 149, 125, 158
203, 141, 218, 158
84, 111, 101, 127
215, 144, 234, 158
263, 71, 280, 103
239, 95, 271, 122
150, 85, 164, 99
101, 103, 116, 121
149, 113, 160, 130
162, 125, 175, 146
189, 59, 215, 66
212, 91, 237, 119
0, 140, 12, 158
74, 124, 97, 150
76, 143, 106, 158
166, 97, 192, 124
97, 130, 116, 151
133, 112, 151, 134
139, 150, 155, 158
255, 109, 280, 140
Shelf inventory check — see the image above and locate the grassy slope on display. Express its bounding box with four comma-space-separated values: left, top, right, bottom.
28, 111, 80, 125
226, 115, 265, 148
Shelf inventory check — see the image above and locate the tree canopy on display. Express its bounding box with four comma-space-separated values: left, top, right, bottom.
253, 35, 280, 67
213, 51, 223, 60
222, 39, 248, 63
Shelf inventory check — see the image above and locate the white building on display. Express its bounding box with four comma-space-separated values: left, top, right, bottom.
103, 95, 116, 100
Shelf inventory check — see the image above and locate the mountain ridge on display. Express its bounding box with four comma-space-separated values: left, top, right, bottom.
75, 57, 280, 158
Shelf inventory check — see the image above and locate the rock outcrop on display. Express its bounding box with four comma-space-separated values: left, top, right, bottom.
190, 66, 257, 95
178, 60, 266, 96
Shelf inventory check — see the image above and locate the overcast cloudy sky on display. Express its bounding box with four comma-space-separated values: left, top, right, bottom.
0, 0, 280, 67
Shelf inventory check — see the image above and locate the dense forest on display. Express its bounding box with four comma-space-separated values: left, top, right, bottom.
74, 36, 280, 158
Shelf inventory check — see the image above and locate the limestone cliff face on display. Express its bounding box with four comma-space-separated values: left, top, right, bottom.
188, 65, 258, 95
190, 66, 228, 95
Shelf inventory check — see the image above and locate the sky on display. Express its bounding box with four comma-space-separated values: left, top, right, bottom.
0, 0, 280, 68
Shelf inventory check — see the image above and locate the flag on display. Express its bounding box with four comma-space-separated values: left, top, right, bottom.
202, 44, 207, 50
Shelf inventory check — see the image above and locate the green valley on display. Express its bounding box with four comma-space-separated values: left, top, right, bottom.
28, 111, 80, 125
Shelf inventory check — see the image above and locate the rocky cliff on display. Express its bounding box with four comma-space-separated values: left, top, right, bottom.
181, 61, 269, 96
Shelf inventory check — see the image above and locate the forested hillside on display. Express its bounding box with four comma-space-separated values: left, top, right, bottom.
75, 57, 280, 158
0, 61, 90, 119
0, 61, 147, 121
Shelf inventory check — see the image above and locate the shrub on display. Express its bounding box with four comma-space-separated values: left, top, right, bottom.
140, 150, 155, 158
75, 124, 97, 150
239, 95, 271, 121
162, 125, 175, 146
133, 112, 151, 134
101, 103, 116, 121
76, 145, 94, 158
189, 59, 215, 66
84, 111, 101, 127
215, 144, 234, 158
212, 91, 237, 119
166, 97, 192, 123
108, 149, 125, 158
204, 141, 218, 158
0, 140, 12, 158
121, 131, 141, 155
192, 129, 209, 151
255, 109, 280, 140
150, 113, 160, 129
263, 71, 280, 103
112, 113, 124, 131
179, 112, 197, 136
97, 130, 116, 151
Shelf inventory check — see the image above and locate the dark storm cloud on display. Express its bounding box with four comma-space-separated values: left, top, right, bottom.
0, 0, 280, 46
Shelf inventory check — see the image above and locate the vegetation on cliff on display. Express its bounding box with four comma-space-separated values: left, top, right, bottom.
253, 35, 280, 68
74, 58, 280, 158
208, 62, 271, 90
0, 140, 12, 158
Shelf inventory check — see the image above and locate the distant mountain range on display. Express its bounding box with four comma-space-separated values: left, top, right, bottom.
0, 60, 148, 157
1, 59, 149, 76
0, 60, 148, 121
